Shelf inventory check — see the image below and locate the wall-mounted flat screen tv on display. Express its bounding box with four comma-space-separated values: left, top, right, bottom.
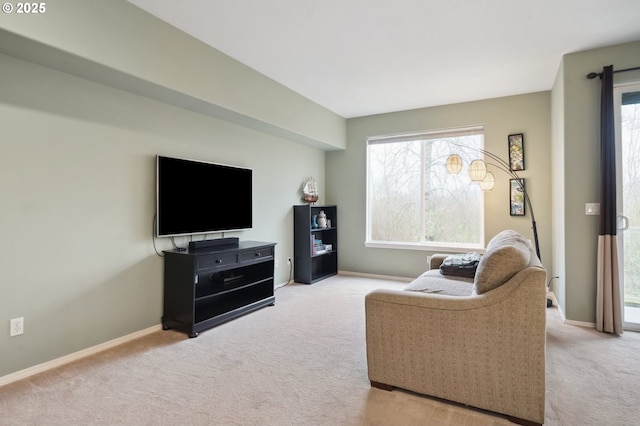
156, 155, 252, 237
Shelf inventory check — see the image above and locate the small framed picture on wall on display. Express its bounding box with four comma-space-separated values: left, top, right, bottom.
510, 178, 526, 216
508, 133, 525, 171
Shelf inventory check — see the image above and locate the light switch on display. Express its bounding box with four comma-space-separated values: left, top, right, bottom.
586, 203, 600, 215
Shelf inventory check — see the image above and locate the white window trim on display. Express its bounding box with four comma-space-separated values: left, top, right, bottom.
364, 240, 485, 253
367, 125, 484, 145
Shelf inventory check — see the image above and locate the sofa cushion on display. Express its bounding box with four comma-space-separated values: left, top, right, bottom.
473, 230, 531, 294
404, 269, 474, 296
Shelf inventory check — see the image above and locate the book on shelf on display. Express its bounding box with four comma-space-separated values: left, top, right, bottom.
311, 234, 332, 255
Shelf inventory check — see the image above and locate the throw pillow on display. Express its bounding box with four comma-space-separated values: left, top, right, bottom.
473, 231, 531, 294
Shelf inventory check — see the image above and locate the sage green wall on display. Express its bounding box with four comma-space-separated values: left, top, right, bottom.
326, 92, 552, 279
0, 2, 336, 378
0, 0, 345, 150
0, 52, 325, 378
553, 40, 640, 323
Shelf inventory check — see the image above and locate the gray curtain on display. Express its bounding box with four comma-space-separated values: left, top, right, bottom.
596, 65, 623, 334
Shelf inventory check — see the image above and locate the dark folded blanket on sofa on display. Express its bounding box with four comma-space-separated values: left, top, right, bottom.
439, 252, 481, 278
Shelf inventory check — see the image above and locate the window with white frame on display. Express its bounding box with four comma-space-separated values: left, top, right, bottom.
366, 126, 485, 250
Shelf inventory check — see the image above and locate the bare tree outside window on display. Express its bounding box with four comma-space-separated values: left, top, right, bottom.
367, 129, 484, 248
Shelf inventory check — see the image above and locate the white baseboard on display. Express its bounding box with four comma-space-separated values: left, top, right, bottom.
0, 324, 162, 388
549, 294, 596, 328
563, 318, 597, 328
338, 270, 413, 283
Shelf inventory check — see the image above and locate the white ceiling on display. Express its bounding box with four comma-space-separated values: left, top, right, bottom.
128, 0, 640, 118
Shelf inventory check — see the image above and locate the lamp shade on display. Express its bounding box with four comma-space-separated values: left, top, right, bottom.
445, 154, 463, 174
479, 171, 495, 191
468, 159, 487, 181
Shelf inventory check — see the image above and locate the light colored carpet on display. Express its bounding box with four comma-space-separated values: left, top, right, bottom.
0, 275, 639, 425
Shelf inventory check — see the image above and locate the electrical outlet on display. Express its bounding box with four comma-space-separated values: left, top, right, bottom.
10, 317, 24, 337
287, 257, 292, 265
275, 259, 279, 268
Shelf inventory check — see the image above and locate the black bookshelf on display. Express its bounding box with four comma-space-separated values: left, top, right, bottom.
293, 205, 337, 284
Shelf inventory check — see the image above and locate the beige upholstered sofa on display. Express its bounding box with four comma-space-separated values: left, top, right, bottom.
365, 230, 547, 425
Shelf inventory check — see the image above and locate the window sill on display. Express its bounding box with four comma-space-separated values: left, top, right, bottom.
364, 241, 485, 254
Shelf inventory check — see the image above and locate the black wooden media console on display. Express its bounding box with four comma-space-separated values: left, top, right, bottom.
162, 240, 276, 337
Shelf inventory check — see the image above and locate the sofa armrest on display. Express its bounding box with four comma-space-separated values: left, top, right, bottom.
429, 254, 449, 270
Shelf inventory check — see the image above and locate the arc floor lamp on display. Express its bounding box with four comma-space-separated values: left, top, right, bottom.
445, 145, 541, 261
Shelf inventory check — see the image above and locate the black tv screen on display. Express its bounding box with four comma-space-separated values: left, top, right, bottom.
156, 155, 252, 237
